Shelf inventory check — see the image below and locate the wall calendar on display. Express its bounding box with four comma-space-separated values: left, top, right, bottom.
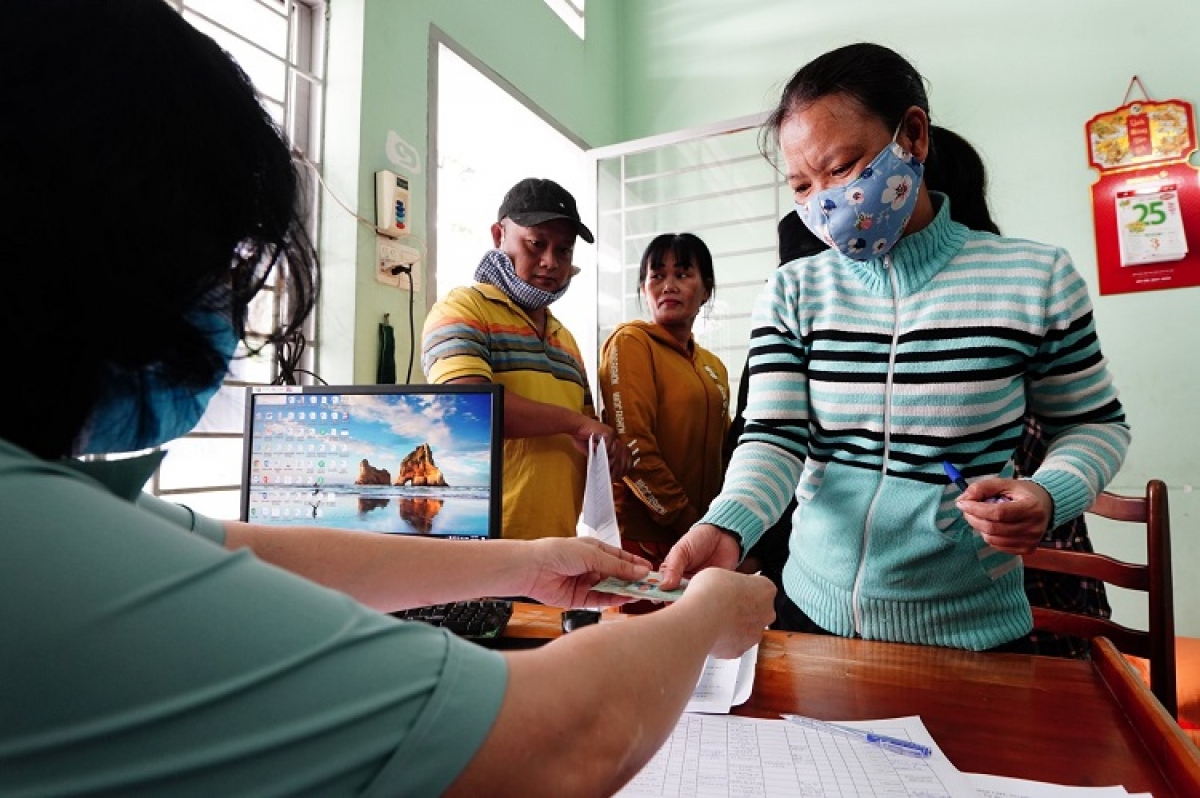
1086, 79, 1200, 295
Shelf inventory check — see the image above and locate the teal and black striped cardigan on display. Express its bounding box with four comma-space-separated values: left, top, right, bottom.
704, 196, 1130, 651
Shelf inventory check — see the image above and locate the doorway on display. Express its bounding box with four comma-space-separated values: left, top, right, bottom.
432, 37, 597, 382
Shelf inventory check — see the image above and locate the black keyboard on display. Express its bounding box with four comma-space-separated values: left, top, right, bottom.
392, 599, 513, 639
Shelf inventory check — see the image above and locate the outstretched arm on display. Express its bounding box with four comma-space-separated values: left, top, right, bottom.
448, 568, 776, 797
659, 523, 744, 589
224, 521, 650, 611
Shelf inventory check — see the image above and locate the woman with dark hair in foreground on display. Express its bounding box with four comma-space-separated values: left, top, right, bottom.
0, 3, 774, 795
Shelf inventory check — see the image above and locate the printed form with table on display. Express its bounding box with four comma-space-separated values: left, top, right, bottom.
580, 451, 1154, 797
595, 572, 1149, 798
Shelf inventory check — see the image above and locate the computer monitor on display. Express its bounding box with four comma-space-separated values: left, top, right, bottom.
240, 384, 503, 539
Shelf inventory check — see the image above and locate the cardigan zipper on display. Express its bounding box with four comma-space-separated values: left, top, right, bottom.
852, 255, 901, 636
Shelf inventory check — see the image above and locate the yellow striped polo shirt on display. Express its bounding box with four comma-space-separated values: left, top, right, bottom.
422, 283, 591, 539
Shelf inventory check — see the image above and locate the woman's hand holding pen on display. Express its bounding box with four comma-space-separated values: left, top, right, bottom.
957, 477, 1054, 554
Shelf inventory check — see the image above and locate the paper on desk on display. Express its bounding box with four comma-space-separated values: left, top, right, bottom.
684, 644, 757, 714
967, 772, 1147, 797
617, 714, 978, 797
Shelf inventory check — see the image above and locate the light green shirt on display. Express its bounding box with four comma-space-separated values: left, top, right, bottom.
136, 490, 228, 545
0, 439, 508, 796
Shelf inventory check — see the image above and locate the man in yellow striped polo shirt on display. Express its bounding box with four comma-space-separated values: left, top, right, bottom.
422, 178, 630, 540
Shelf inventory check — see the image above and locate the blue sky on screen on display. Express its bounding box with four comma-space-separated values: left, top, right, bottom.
345, 393, 493, 486
260, 391, 494, 487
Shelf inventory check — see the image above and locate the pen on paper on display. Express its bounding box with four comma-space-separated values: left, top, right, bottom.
781, 714, 933, 758
942, 461, 1010, 504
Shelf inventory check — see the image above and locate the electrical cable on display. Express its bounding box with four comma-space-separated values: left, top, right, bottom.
292, 146, 428, 259
291, 146, 427, 385
270, 329, 328, 386
293, 147, 381, 236
383, 262, 417, 383
406, 268, 416, 383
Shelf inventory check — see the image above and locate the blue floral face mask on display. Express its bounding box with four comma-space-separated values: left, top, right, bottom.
794, 122, 923, 261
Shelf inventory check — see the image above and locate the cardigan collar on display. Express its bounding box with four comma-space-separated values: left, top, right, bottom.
842, 192, 968, 297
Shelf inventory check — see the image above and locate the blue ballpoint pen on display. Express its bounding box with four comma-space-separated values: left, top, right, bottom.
781, 714, 932, 758
942, 460, 1011, 503
941, 461, 970, 492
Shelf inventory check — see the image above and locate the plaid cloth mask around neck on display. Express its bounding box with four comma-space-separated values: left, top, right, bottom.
474, 249, 571, 311
794, 122, 924, 261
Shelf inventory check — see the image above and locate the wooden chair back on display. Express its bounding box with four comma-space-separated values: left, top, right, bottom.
1022, 480, 1176, 718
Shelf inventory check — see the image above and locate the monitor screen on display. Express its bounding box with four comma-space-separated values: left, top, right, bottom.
240, 384, 503, 539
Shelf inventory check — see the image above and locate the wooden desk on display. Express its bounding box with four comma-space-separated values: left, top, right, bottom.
501, 603, 1200, 796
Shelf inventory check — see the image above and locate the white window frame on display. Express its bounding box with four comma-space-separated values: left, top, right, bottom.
150, 0, 328, 516
544, 0, 585, 38
589, 113, 785, 411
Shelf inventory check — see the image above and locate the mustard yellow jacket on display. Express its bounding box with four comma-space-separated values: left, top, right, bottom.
599, 321, 729, 544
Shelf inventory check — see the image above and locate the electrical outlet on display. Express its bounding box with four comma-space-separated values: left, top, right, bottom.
376, 236, 423, 292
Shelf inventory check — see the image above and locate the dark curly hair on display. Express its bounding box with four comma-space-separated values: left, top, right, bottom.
1, 0, 318, 458
760, 42, 930, 170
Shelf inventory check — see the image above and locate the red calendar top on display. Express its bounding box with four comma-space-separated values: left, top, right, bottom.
1085, 100, 1196, 172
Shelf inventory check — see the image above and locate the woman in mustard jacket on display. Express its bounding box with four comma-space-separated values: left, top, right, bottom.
600, 233, 730, 570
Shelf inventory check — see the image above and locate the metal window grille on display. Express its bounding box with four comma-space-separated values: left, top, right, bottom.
590, 113, 787, 409
150, 0, 328, 518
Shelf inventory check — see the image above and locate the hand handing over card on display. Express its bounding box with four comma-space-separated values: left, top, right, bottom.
591, 570, 688, 603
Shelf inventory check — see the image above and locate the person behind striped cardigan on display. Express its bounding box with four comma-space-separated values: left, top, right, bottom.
660, 42, 1130, 653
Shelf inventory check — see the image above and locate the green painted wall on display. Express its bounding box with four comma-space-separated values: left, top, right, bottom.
323, 0, 1199, 635
321, 0, 623, 387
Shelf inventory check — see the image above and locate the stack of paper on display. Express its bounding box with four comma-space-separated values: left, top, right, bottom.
616, 715, 1150, 798
966, 773, 1150, 797
617, 714, 973, 797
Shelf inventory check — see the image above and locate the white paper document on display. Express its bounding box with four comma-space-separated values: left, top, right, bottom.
967, 772, 1149, 797
684, 645, 757, 714
575, 434, 620, 547
616, 714, 976, 797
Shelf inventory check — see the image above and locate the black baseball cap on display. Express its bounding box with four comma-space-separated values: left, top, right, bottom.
497, 178, 594, 243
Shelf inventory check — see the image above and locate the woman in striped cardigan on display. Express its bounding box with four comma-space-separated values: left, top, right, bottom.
660, 42, 1130, 652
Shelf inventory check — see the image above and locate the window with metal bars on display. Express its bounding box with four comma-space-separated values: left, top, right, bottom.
151, 0, 327, 519
592, 114, 788, 412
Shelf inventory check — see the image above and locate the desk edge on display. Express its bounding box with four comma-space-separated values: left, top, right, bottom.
1092, 637, 1200, 795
